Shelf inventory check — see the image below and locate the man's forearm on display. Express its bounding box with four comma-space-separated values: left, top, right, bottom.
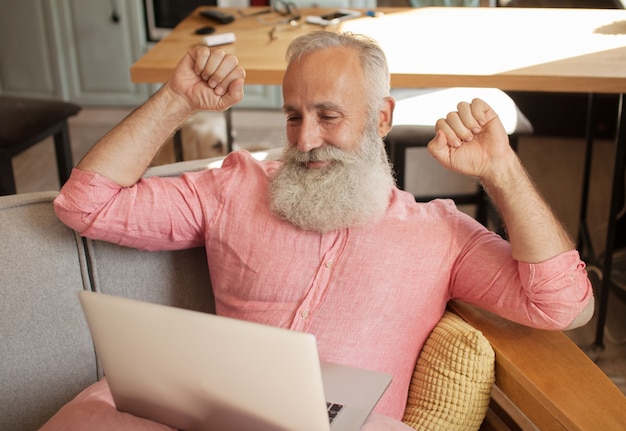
484, 154, 595, 328
77, 83, 192, 187
482, 153, 574, 263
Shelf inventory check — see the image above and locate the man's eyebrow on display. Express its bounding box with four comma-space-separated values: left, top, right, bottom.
282, 104, 298, 114
282, 102, 343, 113
314, 102, 343, 112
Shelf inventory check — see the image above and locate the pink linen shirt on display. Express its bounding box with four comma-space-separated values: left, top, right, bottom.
53, 151, 592, 421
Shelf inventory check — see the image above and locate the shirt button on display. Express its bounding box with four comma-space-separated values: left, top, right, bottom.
301, 310, 309, 318
325, 260, 333, 268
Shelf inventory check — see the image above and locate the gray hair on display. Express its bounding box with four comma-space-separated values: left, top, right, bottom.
285, 31, 391, 116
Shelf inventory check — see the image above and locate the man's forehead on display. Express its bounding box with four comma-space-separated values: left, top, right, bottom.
282, 46, 368, 115
285, 46, 361, 75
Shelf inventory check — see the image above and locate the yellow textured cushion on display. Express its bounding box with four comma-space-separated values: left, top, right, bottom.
402, 311, 495, 431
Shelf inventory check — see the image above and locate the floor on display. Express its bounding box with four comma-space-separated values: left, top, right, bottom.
11, 106, 626, 395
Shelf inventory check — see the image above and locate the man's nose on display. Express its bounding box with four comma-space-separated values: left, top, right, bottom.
296, 118, 324, 153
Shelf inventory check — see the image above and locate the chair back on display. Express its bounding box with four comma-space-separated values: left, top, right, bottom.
0, 192, 96, 431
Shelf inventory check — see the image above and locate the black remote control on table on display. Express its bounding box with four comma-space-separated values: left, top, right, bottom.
200, 9, 235, 25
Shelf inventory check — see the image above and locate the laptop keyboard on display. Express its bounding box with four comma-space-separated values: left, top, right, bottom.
326, 402, 344, 423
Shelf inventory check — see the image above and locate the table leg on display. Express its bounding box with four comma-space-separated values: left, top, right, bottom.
578, 94, 596, 256
173, 129, 184, 162
593, 93, 626, 350
225, 108, 234, 153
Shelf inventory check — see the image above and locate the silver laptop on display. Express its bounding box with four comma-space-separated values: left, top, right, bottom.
78, 290, 391, 431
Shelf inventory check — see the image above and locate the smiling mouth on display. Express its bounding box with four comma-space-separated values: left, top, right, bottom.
305, 160, 333, 169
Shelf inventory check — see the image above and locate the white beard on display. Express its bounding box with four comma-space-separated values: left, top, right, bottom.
268, 126, 395, 233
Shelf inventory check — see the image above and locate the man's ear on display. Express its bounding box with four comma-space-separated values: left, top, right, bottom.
378, 96, 395, 138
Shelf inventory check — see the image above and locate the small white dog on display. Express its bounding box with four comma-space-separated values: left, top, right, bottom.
180, 111, 230, 160
153, 111, 231, 166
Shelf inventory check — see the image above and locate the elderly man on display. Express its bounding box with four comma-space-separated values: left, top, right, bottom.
44, 31, 593, 430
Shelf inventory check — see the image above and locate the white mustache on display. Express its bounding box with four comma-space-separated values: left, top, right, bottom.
282, 145, 356, 165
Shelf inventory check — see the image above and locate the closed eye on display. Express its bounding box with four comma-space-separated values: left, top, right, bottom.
317, 106, 343, 123
319, 114, 342, 123
283, 106, 301, 123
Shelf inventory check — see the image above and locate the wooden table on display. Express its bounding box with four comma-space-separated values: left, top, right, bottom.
131, 6, 626, 92
132, 6, 626, 350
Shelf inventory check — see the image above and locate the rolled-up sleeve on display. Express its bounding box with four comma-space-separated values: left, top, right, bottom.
54, 169, 123, 234
515, 250, 593, 329
455, 245, 593, 330
449, 210, 593, 330
53, 168, 208, 251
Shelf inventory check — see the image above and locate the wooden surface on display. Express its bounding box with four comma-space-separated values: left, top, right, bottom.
450, 301, 626, 430
131, 6, 626, 93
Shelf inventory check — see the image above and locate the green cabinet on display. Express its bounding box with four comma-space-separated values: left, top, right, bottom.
0, 0, 150, 106
0, 0, 376, 107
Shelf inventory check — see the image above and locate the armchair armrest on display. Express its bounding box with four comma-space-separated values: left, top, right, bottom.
449, 301, 626, 430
